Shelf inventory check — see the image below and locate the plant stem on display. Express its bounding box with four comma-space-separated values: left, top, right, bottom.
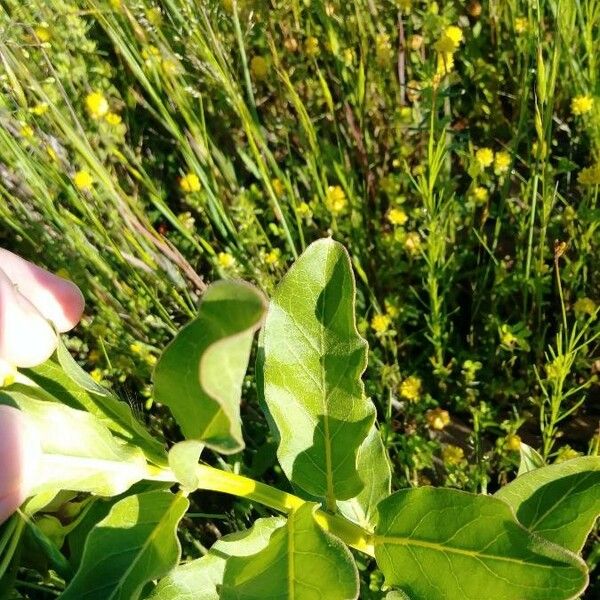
149, 463, 375, 556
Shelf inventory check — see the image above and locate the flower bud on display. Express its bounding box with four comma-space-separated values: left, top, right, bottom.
0, 405, 42, 524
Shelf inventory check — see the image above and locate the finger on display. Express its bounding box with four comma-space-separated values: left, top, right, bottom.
0, 405, 42, 525
0, 249, 84, 333
0, 268, 58, 368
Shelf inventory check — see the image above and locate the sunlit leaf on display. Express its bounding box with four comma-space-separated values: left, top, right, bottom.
260, 238, 375, 505
154, 280, 266, 454
496, 456, 600, 552
62, 490, 188, 600
374, 487, 588, 600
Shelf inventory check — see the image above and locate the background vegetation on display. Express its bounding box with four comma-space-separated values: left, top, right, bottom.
0, 0, 598, 596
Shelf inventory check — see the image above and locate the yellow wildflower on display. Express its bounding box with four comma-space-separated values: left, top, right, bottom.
384, 300, 399, 319
142, 45, 160, 63
73, 169, 93, 190
305, 36, 320, 57
555, 445, 581, 463
45, 145, 58, 162
250, 56, 269, 80
271, 178, 285, 197
435, 52, 455, 77
325, 185, 347, 214
475, 147, 494, 169
30, 103, 49, 116
426, 408, 450, 431
442, 444, 464, 466
494, 151, 511, 174
20, 124, 34, 138
297, 202, 312, 218
404, 231, 421, 255
472, 186, 488, 204
105, 112, 122, 126
514, 17, 528, 34
265, 248, 281, 265
505, 434, 521, 452
578, 164, 600, 185
371, 313, 391, 335
399, 375, 422, 402
85, 91, 109, 119
217, 252, 235, 269
145, 7, 163, 26
34, 26, 51, 43
387, 208, 408, 226
573, 297, 597, 318
90, 369, 104, 383
571, 95, 593, 116
434, 25, 463, 53
376, 33, 393, 66
180, 172, 201, 193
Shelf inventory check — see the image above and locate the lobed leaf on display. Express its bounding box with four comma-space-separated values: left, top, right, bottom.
374, 487, 588, 600
260, 238, 375, 504
61, 490, 188, 600
154, 280, 266, 454
495, 456, 600, 553
221, 503, 359, 599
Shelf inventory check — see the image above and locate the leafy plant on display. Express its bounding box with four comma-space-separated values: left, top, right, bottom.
1, 239, 598, 598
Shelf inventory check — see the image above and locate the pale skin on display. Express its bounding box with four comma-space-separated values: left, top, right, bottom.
0, 249, 84, 524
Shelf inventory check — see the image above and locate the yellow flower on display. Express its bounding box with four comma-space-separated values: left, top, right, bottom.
20, 124, 34, 138
305, 36, 320, 57
142, 45, 160, 63
475, 147, 494, 169
371, 313, 391, 335
399, 375, 422, 402
45, 145, 58, 162
376, 33, 393, 66
34, 26, 51, 43
434, 25, 463, 53
265, 248, 281, 265
297, 202, 312, 218
514, 17, 528, 34
573, 297, 597, 318
384, 300, 399, 319
325, 185, 347, 214
85, 91, 109, 119
90, 368, 104, 383
472, 186, 488, 204
435, 52, 455, 77
571, 95, 594, 116
578, 164, 600, 185
105, 112, 122, 126
426, 408, 450, 431
404, 231, 421, 255
505, 434, 521, 452
494, 151, 511, 174
145, 7, 163, 26
180, 172, 201, 193
73, 169, 93, 190
442, 444, 464, 466
250, 56, 269, 80
555, 445, 581, 463
217, 252, 235, 269
271, 178, 285, 197
387, 208, 408, 226
30, 103, 48, 116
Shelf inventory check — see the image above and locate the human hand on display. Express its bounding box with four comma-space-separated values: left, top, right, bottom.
0, 249, 84, 524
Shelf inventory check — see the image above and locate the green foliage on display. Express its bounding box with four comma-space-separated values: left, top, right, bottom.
154, 280, 266, 453
61, 490, 189, 599
261, 238, 376, 507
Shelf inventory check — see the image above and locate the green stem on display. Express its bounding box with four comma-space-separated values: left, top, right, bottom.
149, 463, 375, 556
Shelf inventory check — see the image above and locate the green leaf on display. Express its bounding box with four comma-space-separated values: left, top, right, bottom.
495, 456, 600, 553
221, 503, 359, 599
374, 487, 588, 600
338, 425, 391, 531
148, 517, 284, 600
154, 280, 266, 454
260, 238, 375, 504
62, 490, 188, 600
24, 341, 166, 466
517, 442, 545, 476
168, 440, 204, 490
1, 391, 149, 498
